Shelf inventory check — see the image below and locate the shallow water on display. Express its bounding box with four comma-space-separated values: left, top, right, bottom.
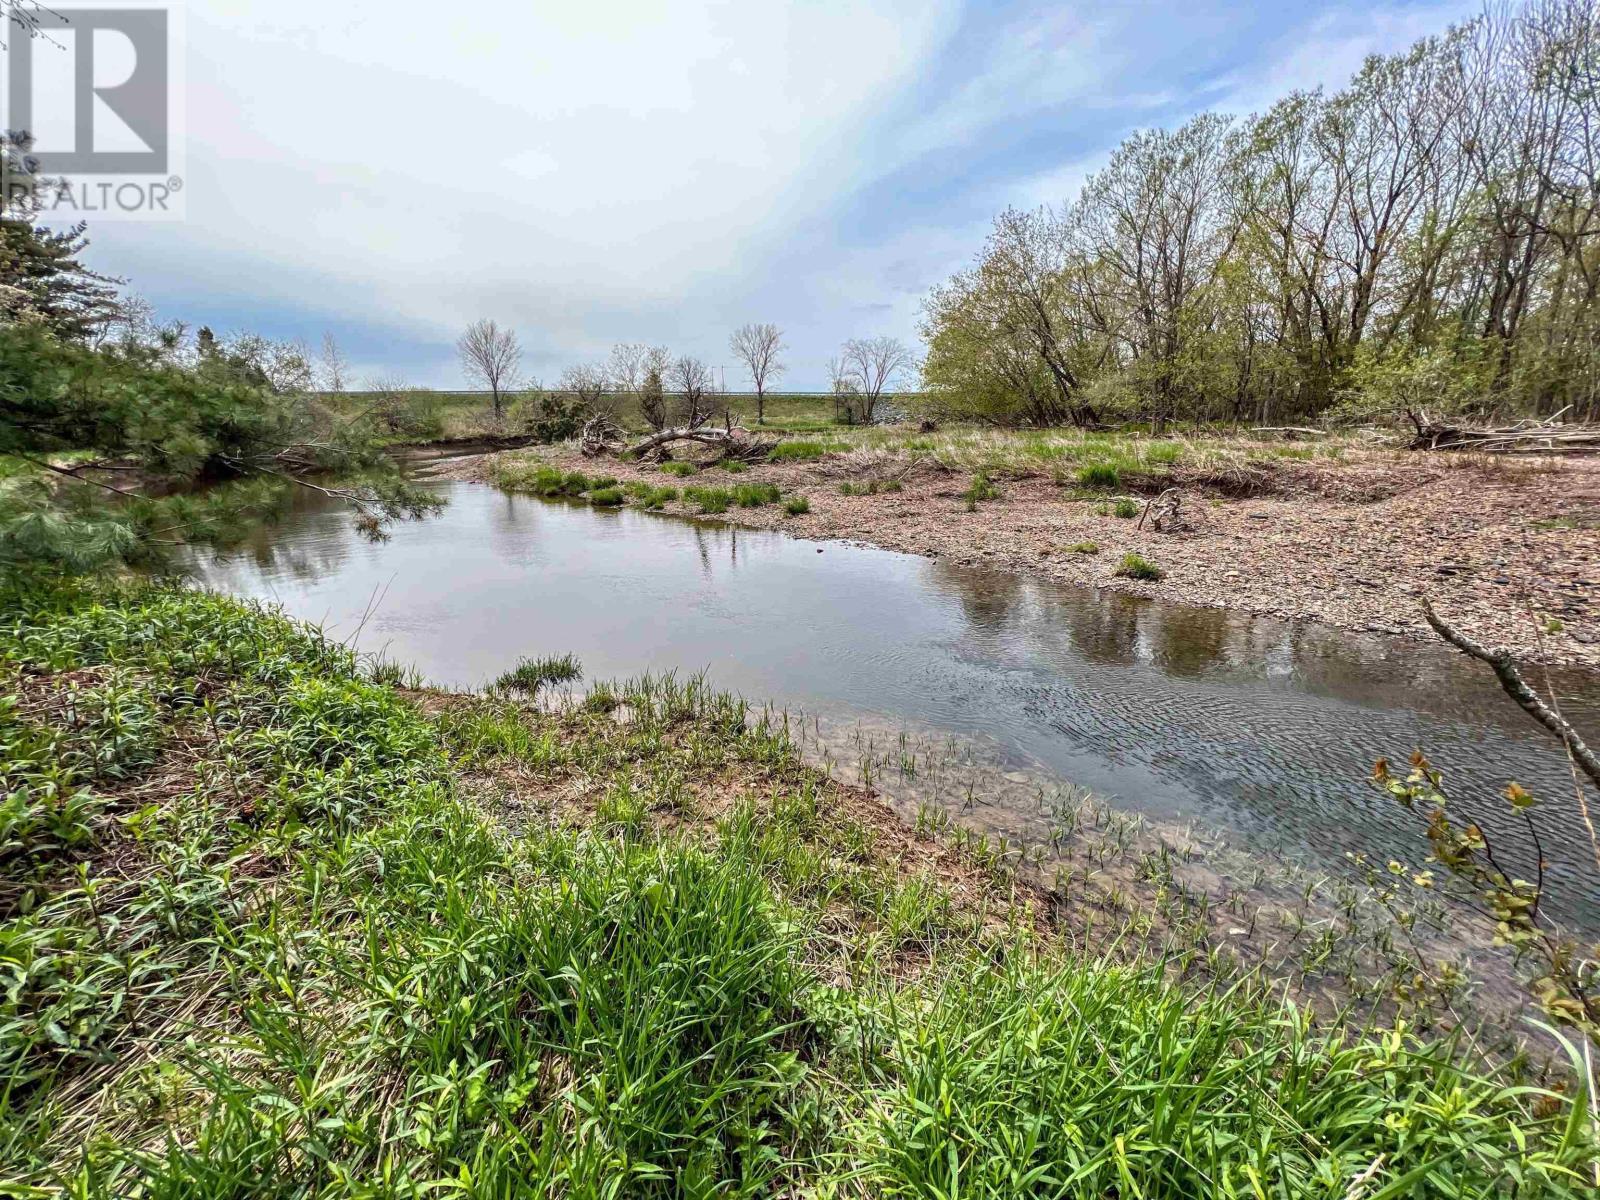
188, 481, 1600, 922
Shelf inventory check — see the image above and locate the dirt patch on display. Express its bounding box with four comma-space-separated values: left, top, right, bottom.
437, 441, 1600, 668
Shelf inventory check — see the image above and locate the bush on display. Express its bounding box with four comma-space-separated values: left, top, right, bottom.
523, 390, 585, 443
1115, 552, 1163, 580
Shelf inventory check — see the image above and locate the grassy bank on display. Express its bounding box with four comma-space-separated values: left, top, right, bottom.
2, 580, 1595, 1195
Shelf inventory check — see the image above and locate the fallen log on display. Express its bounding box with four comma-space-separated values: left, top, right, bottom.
622, 425, 778, 462
579, 413, 626, 457
1405, 409, 1600, 454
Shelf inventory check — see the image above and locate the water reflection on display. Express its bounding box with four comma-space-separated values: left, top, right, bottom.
185, 481, 1600, 924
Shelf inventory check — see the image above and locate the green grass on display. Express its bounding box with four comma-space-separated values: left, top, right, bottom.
1113, 497, 1140, 518
681, 483, 781, 513
494, 651, 583, 694
624, 482, 680, 510
1069, 540, 1099, 554
586, 485, 625, 506
732, 482, 780, 508
963, 472, 1000, 510
783, 496, 810, 516
1115, 551, 1164, 580
1, 579, 1593, 1195
683, 486, 732, 514
658, 460, 698, 477
1077, 462, 1122, 491
768, 440, 844, 462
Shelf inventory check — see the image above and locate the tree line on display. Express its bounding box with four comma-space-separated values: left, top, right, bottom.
918, 0, 1600, 431
457, 318, 915, 428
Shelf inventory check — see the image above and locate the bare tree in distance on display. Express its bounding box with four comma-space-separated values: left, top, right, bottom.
728, 323, 786, 424
606, 343, 650, 397
668, 355, 722, 429
457, 319, 522, 420
559, 364, 611, 416
826, 355, 860, 423
840, 336, 914, 424
319, 332, 349, 393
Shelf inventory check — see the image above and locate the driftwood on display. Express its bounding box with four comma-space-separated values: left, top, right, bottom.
1137, 487, 1183, 532
1421, 598, 1600, 792
622, 424, 778, 463
579, 413, 625, 457
1406, 408, 1600, 455
1252, 426, 1328, 439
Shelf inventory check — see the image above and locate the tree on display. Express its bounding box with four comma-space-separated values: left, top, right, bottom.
558, 364, 611, 416
839, 336, 913, 424
1, 135, 122, 342
667, 356, 721, 429
0, 324, 439, 573
728, 323, 786, 424
639, 361, 669, 431
319, 333, 349, 392
825, 356, 860, 423
456, 319, 521, 420
920, 0, 1600, 427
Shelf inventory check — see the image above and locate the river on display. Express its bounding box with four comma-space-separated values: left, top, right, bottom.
187, 480, 1600, 924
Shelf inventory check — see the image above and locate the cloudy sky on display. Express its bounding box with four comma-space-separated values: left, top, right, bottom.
68, 0, 1479, 389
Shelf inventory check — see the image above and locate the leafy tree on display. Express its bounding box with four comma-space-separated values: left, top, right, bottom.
0, 323, 439, 574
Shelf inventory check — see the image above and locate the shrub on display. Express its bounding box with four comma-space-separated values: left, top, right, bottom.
1115, 552, 1163, 580
523, 390, 585, 443
783, 496, 810, 516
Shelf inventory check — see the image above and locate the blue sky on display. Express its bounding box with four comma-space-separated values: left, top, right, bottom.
70, 0, 1479, 389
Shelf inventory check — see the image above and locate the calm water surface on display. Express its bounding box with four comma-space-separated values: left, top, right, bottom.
189, 481, 1600, 916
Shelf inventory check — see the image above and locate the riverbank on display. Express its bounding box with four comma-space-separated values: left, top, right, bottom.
5, 579, 1594, 1193
443, 429, 1600, 668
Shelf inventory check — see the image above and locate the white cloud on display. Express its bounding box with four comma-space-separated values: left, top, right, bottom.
78, 0, 951, 381
1203, 0, 1483, 116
